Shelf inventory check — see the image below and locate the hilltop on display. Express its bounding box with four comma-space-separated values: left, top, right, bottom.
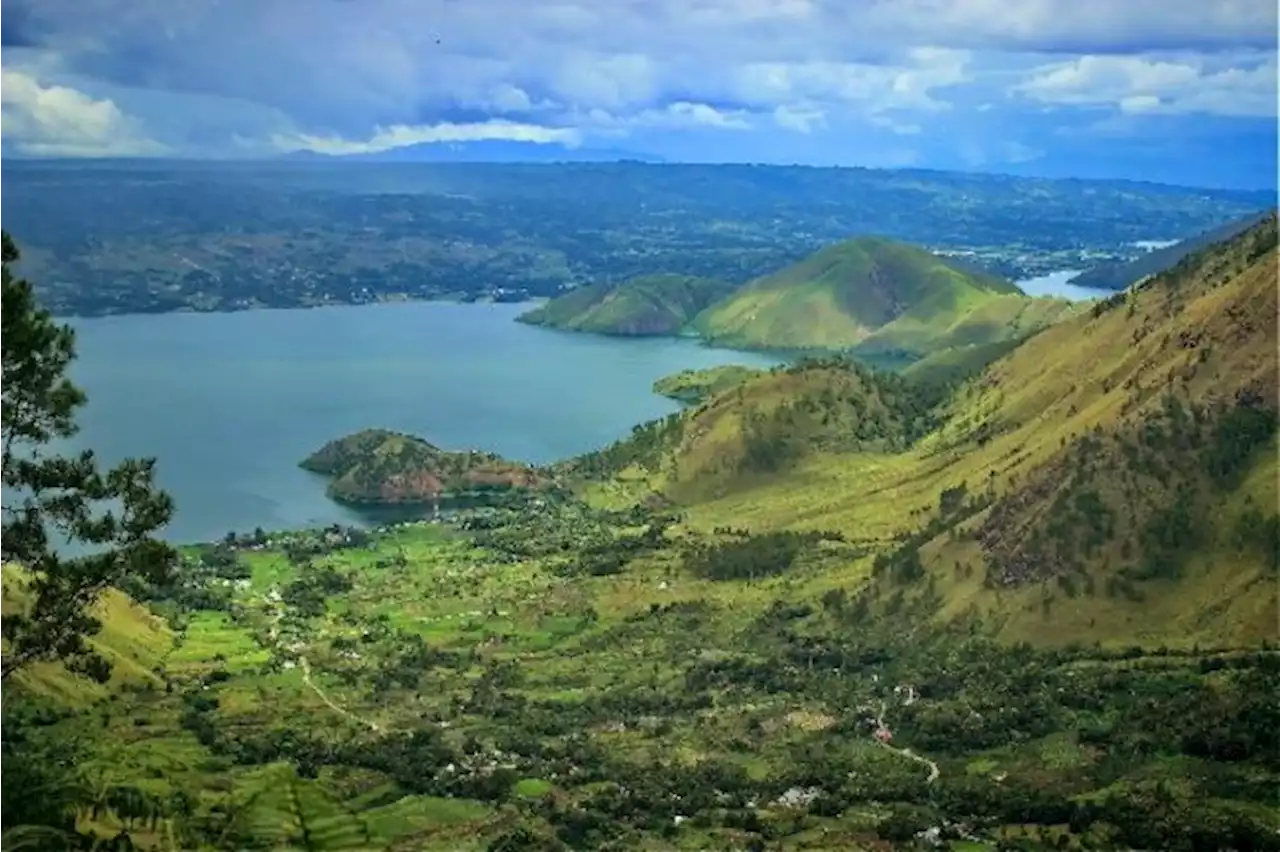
691, 236, 1076, 355
1068, 209, 1273, 291
301, 429, 553, 506
516, 274, 736, 336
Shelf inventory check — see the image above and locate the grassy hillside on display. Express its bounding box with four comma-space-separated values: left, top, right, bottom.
899, 337, 1026, 390
651, 364, 765, 404
571, 358, 942, 503
1, 564, 175, 704
1068, 209, 1273, 291
301, 429, 553, 506
691, 236, 1073, 355
579, 215, 1279, 649
516, 274, 735, 336
854, 292, 1077, 359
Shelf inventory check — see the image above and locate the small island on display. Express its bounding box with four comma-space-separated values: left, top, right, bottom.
300, 429, 555, 508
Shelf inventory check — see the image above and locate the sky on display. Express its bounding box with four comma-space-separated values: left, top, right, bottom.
1, 0, 1277, 189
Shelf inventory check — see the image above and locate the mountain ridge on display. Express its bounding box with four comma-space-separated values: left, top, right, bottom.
1068, 208, 1274, 291
570, 214, 1279, 648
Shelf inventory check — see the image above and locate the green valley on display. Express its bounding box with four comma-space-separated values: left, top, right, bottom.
3, 217, 1278, 852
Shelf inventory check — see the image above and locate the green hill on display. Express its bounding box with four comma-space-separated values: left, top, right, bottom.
301, 428, 552, 506
691, 236, 1074, 355
573, 358, 938, 502
516, 274, 736, 336
651, 364, 766, 404
1068, 209, 1273, 291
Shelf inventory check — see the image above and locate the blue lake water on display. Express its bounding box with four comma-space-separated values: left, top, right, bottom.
1015, 270, 1102, 301
61, 302, 778, 544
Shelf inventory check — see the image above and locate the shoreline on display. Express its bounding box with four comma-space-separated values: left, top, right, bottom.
52, 292, 555, 323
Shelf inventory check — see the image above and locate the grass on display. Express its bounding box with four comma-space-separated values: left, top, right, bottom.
570, 216, 1280, 647
2, 565, 175, 704
651, 365, 766, 404
691, 236, 1053, 353
518, 274, 735, 336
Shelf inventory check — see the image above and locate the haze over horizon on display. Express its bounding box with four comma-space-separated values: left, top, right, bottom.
1, 0, 1276, 190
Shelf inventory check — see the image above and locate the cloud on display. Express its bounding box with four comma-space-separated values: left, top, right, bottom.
0, 0, 1274, 188
852, 0, 1277, 53
773, 104, 827, 133
0, 1, 44, 47
0, 67, 167, 156
726, 49, 971, 113
576, 101, 752, 134
1012, 53, 1278, 117
270, 120, 582, 155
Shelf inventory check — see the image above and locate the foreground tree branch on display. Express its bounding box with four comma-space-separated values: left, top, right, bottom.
1, 231, 176, 680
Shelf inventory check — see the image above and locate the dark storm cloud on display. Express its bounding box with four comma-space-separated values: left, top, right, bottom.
0, 0, 47, 47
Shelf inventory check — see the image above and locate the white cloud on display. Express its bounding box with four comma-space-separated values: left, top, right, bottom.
270, 119, 582, 155
1012, 54, 1278, 117
727, 50, 971, 113
641, 101, 752, 130
772, 104, 826, 133
0, 67, 167, 156
550, 52, 659, 110
574, 101, 753, 135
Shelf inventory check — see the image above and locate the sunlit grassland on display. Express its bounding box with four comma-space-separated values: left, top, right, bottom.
630, 239, 1278, 649
3, 565, 175, 704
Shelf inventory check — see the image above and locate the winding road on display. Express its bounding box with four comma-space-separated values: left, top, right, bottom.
873, 697, 941, 784
263, 588, 384, 734
299, 657, 383, 733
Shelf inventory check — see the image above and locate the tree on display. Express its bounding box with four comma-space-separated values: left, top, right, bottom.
1, 231, 175, 680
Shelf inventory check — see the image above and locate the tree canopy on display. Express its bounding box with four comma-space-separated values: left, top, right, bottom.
1, 231, 175, 680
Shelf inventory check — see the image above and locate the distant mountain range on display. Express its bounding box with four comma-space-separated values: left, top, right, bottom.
284, 140, 666, 164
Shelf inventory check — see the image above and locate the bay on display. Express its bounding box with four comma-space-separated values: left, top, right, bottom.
59, 302, 778, 545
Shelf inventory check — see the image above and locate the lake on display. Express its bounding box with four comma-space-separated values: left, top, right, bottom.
61, 302, 778, 545
1015, 270, 1102, 301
